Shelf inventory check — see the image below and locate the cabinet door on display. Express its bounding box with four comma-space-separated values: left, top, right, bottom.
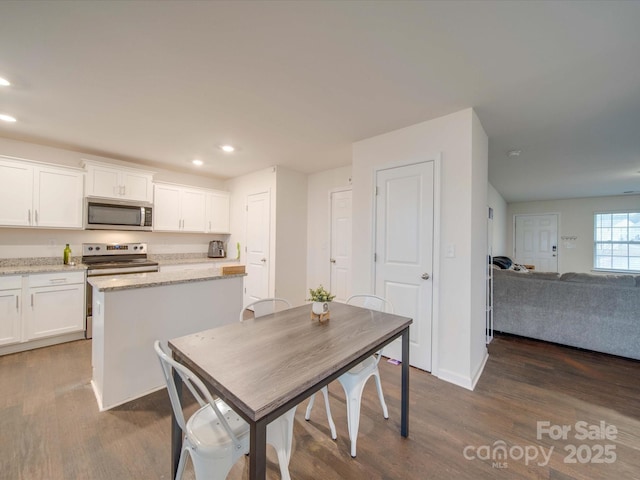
153, 184, 182, 231
0, 158, 33, 226
207, 192, 230, 233
181, 188, 207, 232
121, 171, 153, 203
33, 166, 84, 228
86, 164, 121, 198
0, 289, 21, 346
26, 284, 84, 340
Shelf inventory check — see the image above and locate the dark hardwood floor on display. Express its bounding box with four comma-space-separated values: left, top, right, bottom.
1, 334, 639, 479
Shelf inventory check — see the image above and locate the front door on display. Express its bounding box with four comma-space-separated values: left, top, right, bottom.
245, 191, 270, 305
514, 214, 558, 272
330, 189, 352, 303
375, 161, 435, 371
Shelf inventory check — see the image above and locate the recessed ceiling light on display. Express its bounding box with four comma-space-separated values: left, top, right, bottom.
192, 159, 204, 166
0, 77, 10, 87
507, 149, 522, 158
220, 145, 235, 153
0, 114, 17, 123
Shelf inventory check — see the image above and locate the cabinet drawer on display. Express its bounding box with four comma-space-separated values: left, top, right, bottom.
28, 271, 85, 288
0, 275, 22, 290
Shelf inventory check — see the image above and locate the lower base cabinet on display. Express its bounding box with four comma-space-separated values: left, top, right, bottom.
0, 276, 21, 346
0, 271, 85, 355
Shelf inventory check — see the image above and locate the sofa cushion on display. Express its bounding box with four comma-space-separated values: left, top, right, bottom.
560, 272, 637, 288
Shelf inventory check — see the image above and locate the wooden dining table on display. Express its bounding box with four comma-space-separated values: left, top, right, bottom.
168, 301, 412, 480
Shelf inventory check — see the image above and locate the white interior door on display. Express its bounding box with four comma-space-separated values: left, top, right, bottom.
375, 161, 434, 371
514, 214, 558, 272
245, 191, 270, 305
330, 189, 352, 303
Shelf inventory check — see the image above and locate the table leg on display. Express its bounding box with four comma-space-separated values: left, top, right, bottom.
249, 418, 268, 480
171, 366, 183, 478
401, 326, 409, 437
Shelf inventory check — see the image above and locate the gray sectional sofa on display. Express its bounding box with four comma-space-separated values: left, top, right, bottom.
493, 269, 640, 360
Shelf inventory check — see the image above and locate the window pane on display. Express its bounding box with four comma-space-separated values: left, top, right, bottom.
630, 227, 640, 241
630, 256, 640, 271
612, 257, 628, 269
596, 256, 612, 269
629, 244, 640, 256
613, 228, 628, 241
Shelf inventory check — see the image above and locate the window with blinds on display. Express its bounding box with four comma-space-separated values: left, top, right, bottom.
594, 212, 640, 272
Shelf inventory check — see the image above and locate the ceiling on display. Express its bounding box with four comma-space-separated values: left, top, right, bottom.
0, 1, 639, 203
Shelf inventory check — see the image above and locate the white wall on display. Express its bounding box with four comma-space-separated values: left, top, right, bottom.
507, 194, 640, 273
469, 112, 489, 385
306, 166, 352, 292
275, 167, 308, 304
0, 136, 228, 259
352, 108, 488, 390
488, 183, 508, 257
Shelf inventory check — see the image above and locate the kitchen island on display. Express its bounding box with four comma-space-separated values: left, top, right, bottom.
89, 268, 244, 411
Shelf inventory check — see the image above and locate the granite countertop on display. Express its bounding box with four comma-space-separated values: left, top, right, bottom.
0, 254, 242, 276
153, 256, 239, 266
0, 260, 86, 276
88, 268, 245, 292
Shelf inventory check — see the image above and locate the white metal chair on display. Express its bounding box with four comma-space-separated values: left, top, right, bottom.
239, 297, 292, 322
154, 341, 296, 480
305, 294, 393, 457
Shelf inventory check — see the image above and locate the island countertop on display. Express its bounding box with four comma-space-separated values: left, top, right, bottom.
88, 268, 245, 292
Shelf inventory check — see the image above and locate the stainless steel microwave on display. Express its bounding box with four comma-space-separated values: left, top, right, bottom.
85, 198, 153, 231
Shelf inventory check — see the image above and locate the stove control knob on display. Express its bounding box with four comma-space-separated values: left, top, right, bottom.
95, 246, 101, 251
87, 246, 93, 251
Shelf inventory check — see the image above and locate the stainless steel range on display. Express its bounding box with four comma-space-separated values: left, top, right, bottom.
83, 242, 159, 338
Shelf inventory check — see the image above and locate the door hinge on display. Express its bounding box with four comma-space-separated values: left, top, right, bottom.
374, 253, 377, 262
375, 186, 379, 196
245, 205, 248, 211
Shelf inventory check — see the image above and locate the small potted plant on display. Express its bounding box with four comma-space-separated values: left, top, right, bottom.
308, 285, 335, 316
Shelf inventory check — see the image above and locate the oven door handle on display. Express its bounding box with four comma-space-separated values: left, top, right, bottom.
87, 266, 159, 276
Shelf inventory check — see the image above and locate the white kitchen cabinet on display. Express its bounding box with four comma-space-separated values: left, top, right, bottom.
206, 191, 231, 233
153, 183, 207, 232
0, 156, 84, 229
84, 160, 154, 203
25, 271, 85, 340
0, 276, 22, 346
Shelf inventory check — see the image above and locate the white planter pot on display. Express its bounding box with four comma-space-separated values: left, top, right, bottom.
312, 301, 329, 315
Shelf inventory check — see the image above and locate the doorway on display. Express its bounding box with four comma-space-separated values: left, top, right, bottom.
514, 214, 559, 272
245, 191, 271, 305
374, 161, 435, 372
329, 189, 352, 303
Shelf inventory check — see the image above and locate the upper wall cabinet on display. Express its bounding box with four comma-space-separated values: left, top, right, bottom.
154, 182, 230, 234
206, 191, 230, 233
153, 183, 206, 232
83, 160, 154, 203
0, 156, 84, 229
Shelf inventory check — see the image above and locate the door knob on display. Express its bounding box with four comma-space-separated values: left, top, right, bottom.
330, 259, 336, 263
421, 273, 430, 280
261, 258, 266, 263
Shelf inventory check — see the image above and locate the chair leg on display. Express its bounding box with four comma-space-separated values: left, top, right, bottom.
341, 381, 367, 458
175, 445, 189, 480
320, 386, 337, 440
373, 370, 389, 419
267, 407, 296, 480
304, 393, 316, 421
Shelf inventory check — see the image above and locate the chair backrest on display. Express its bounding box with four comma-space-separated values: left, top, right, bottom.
153, 341, 242, 448
346, 294, 394, 313
239, 297, 291, 322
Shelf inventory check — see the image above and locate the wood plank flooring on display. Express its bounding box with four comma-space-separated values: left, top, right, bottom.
1, 334, 639, 479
